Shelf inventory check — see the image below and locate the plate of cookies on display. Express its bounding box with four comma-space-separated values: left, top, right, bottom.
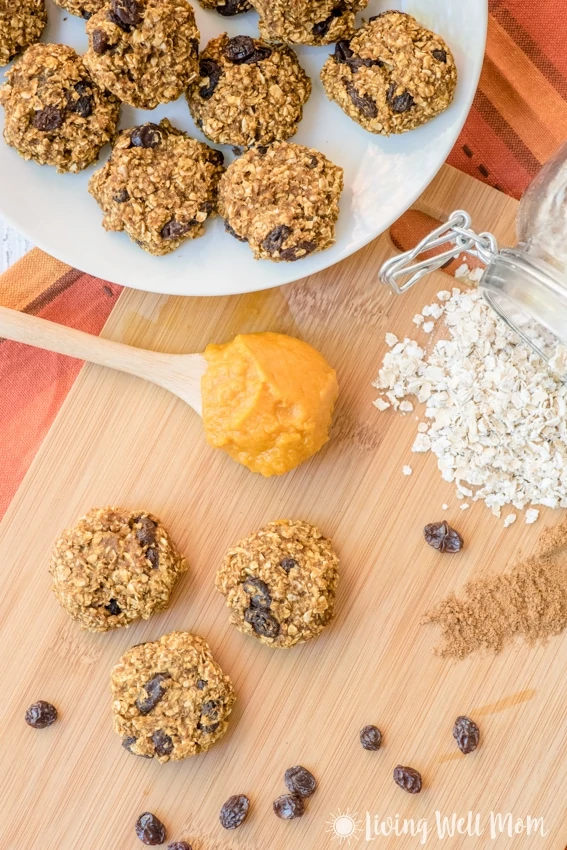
0, 0, 487, 295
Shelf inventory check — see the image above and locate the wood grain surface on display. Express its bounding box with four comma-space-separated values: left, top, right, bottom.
1, 165, 565, 850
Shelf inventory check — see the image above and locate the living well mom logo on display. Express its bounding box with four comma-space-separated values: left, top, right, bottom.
325, 811, 549, 845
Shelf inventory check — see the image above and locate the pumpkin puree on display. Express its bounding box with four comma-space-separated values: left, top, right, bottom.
201, 332, 338, 476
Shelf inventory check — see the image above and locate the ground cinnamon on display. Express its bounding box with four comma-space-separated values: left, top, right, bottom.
422, 520, 567, 658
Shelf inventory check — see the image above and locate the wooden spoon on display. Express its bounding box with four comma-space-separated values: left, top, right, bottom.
0, 305, 206, 415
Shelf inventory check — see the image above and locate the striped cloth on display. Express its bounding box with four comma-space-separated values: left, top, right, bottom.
1, 0, 565, 517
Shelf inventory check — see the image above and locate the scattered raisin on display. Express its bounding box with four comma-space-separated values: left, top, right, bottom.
225, 220, 247, 241
244, 607, 280, 638
432, 48, 447, 62
224, 35, 271, 64
131, 123, 162, 148
345, 81, 377, 118
453, 716, 480, 754
143, 546, 159, 569
109, 0, 142, 30
199, 58, 222, 99
359, 725, 382, 751
133, 515, 157, 546
423, 521, 463, 553
219, 794, 250, 829
105, 598, 122, 615
279, 557, 297, 572
92, 29, 109, 54
196, 679, 207, 690
279, 241, 316, 262
152, 729, 174, 757
273, 794, 305, 820
135, 812, 167, 846
113, 188, 130, 203
242, 576, 272, 608
386, 83, 414, 114
168, 844, 192, 850
393, 765, 422, 794
32, 106, 64, 132
160, 219, 195, 240
25, 701, 58, 729
284, 766, 317, 798
136, 673, 169, 714
261, 224, 291, 255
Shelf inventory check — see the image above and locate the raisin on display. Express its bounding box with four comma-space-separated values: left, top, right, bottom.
197, 720, 220, 733
32, 106, 64, 132
306, 155, 318, 169
135, 812, 167, 846
423, 521, 463, 553
453, 716, 480, 754
82, 9, 92, 17
109, 0, 142, 30
244, 607, 280, 638
152, 729, 174, 756
133, 515, 157, 546
73, 95, 93, 118
168, 844, 192, 850
160, 220, 195, 240
113, 188, 130, 203
273, 794, 305, 820
74, 80, 91, 95
219, 794, 250, 829
313, 2, 345, 37
279, 557, 297, 572
136, 673, 169, 714
242, 576, 272, 608
130, 123, 163, 149
225, 220, 247, 241
199, 58, 222, 99
333, 39, 381, 72
196, 678, 207, 690
200, 200, 214, 215
432, 48, 447, 62
359, 725, 382, 751
25, 701, 58, 729
207, 147, 224, 166
284, 765, 317, 798
201, 700, 220, 720
217, 0, 250, 14
261, 224, 291, 255
256, 144, 268, 155
105, 598, 122, 615
224, 35, 271, 65
386, 83, 415, 114
345, 81, 377, 118
393, 765, 422, 794
279, 241, 316, 262
140, 546, 157, 570
123, 736, 153, 757
92, 29, 109, 54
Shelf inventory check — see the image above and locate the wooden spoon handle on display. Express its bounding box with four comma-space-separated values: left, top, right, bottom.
0, 305, 174, 384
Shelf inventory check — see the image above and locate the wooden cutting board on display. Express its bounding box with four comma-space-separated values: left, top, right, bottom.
1, 165, 566, 850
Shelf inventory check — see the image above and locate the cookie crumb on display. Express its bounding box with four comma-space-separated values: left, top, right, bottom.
402, 465, 413, 476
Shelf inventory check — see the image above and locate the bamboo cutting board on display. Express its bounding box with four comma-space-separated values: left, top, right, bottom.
1, 165, 566, 850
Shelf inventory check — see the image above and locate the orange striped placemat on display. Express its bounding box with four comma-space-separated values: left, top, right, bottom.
1, 0, 565, 518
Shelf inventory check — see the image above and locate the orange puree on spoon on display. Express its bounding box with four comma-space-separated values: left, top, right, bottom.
201, 332, 338, 476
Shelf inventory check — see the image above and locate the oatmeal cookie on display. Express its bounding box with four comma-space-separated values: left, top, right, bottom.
0, 43, 119, 173
111, 631, 235, 761
187, 35, 311, 148
52, 0, 105, 20
218, 141, 343, 261
49, 507, 187, 632
320, 11, 457, 134
84, 0, 200, 109
196, 0, 251, 16
0, 0, 46, 66
89, 119, 224, 256
250, 0, 366, 45
216, 520, 339, 648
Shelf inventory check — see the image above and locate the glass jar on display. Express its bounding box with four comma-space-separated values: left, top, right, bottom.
379, 142, 567, 376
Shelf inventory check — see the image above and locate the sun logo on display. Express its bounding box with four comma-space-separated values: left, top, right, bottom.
326, 810, 363, 844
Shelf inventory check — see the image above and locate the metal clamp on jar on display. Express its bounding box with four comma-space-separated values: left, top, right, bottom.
379, 142, 567, 377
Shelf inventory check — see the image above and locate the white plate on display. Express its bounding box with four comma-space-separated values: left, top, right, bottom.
0, 0, 487, 295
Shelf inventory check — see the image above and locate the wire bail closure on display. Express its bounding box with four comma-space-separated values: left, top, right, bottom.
379, 210, 499, 294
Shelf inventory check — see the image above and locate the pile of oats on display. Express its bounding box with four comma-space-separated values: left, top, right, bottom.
372, 285, 567, 521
